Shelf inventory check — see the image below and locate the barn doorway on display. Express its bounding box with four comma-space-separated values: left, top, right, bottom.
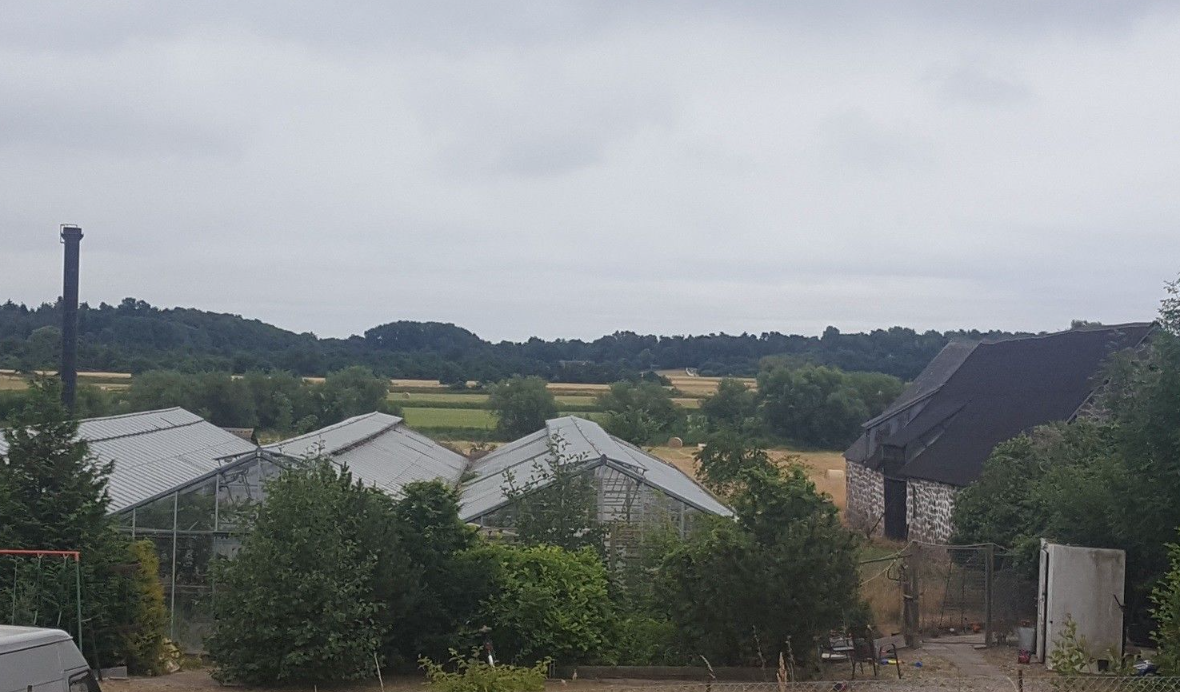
884, 477, 907, 540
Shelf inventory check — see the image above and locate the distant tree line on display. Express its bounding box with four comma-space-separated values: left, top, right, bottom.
0, 296, 1024, 382
489, 364, 904, 450
0, 366, 399, 435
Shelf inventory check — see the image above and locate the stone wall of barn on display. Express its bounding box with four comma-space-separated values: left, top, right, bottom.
906, 478, 959, 543
845, 462, 884, 536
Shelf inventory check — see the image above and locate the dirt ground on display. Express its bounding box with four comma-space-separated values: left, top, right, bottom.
102, 639, 1040, 692
101, 670, 646, 692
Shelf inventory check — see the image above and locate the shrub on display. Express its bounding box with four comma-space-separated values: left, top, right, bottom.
123, 540, 168, 675
207, 459, 411, 684
422, 653, 547, 692
657, 461, 860, 668
461, 543, 613, 665
1152, 538, 1180, 674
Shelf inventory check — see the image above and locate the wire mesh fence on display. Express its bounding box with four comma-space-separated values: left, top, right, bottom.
602, 678, 1180, 692
887, 543, 1037, 645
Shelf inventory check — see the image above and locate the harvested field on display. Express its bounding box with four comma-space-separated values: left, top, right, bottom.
648, 445, 847, 513
0, 371, 132, 391
0, 374, 27, 390
656, 369, 756, 398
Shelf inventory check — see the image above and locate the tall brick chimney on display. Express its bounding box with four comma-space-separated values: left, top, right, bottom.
60, 224, 83, 411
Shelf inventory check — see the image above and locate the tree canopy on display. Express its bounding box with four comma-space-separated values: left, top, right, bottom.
487, 376, 557, 439
0, 296, 1022, 381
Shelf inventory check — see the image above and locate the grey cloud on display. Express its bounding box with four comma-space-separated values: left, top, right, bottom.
926, 62, 1032, 107
1, 2, 1179, 342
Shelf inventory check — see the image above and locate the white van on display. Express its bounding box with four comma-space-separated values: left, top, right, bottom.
0, 626, 99, 692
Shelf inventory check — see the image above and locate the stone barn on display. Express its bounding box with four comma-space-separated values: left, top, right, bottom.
844, 322, 1153, 543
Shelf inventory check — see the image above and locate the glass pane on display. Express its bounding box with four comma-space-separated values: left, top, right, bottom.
146, 534, 174, 585
135, 493, 177, 531
171, 587, 214, 654
216, 462, 261, 531
174, 535, 214, 589
114, 510, 135, 531
176, 479, 216, 532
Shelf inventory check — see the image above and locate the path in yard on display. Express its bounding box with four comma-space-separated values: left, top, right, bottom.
920, 634, 1006, 677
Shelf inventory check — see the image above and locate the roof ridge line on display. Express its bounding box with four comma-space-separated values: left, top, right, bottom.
75, 406, 186, 424
266, 411, 389, 447
85, 415, 205, 443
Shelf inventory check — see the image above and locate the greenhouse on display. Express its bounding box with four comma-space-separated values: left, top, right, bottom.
114, 411, 469, 649
461, 416, 732, 535
18, 409, 731, 651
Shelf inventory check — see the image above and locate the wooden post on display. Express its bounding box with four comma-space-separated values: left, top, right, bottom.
903, 546, 920, 648
984, 543, 994, 648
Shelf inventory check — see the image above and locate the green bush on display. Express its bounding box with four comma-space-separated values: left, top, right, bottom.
461, 543, 613, 665
657, 459, 861, 668
123, 541, 168, 675
207, 459, 411, 684
610, 615, 682, 665
1152, 538, 1180, 674
422, 653, 547, 692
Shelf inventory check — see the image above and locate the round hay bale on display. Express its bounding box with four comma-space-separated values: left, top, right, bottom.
401, 392, 411, 399
826, 469, 845, 480
667, 436, 684, 448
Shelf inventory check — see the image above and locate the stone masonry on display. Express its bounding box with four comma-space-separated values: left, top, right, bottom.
845, 462, 884, 536
906, 478, 959, 543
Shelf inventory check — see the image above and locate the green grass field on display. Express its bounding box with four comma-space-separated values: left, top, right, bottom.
398, 406, 607, 433
399, 407, 496, 429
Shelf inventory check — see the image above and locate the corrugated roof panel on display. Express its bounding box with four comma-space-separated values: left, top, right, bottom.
458, 416, 731, 520
264, 412, 469, 498
0, 407, 257, 512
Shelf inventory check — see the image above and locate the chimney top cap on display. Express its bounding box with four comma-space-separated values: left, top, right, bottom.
60, 224, 83, 240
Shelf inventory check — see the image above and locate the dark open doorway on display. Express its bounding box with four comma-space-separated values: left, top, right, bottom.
884, 477, 907, 540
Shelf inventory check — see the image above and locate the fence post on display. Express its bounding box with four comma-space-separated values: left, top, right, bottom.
984, 543, 994, 647
903, 546, 920, 648
1017, 667, 1023, 692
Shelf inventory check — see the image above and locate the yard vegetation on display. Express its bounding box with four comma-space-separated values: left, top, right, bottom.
198, 428, 863, 684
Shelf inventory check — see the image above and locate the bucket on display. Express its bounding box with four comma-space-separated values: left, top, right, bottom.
1016, 626, 1036, 652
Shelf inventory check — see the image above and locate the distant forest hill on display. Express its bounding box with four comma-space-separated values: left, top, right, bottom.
0, 297, 1025, 383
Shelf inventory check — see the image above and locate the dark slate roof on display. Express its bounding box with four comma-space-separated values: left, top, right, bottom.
863, 340, 978, 429
844, 340, 979, 465
855, 322, 1153, 487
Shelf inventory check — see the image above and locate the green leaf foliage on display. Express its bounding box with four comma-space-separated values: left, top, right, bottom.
459, 543, 614, 665
389, 481, 484, 662
207, 459, 407, 684
421, 653, 547, 692
0, 379, 159, 667
694, 430, 777, 499
598, 381, 684, 445
700, 378, 759, 435
1152, 537, 1180, 674
123, 540, 169, 675
502, 434, 605, 552
487, 376, 557, 440
657, 453, 860, 668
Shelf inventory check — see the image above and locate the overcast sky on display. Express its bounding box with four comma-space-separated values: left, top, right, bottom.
2, 2, 1178, 341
